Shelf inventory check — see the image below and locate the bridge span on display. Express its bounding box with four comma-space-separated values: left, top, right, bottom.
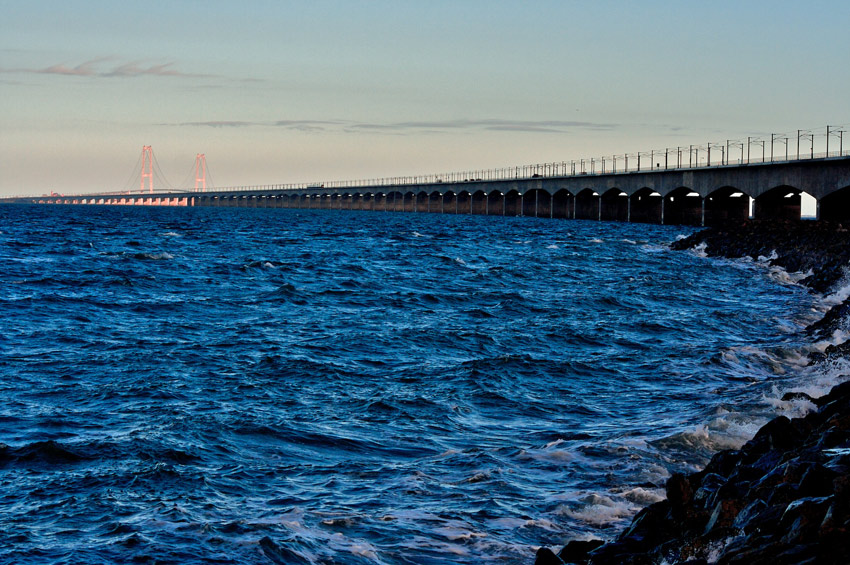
8, 156, 850, 226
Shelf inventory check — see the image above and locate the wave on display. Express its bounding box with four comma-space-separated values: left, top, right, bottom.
0, 440, 87, 466
131, 251, 174, 260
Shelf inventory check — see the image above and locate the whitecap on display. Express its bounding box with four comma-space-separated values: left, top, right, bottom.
692, 242, 708, 258
756, 249, 779, 263
767, 265, 812, 285
557, 494, 639, 526
821, 265, 850, 306
620, 487, 665, 505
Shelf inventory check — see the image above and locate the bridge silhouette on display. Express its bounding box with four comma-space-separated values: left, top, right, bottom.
7, 125, 850, 225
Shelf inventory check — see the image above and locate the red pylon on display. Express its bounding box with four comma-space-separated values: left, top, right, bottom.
141, 145, 153, 193
194, 154, 207, 192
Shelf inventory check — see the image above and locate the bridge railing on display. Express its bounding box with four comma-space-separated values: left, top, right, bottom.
12, 124, 848, 198
201, 125, 848, 194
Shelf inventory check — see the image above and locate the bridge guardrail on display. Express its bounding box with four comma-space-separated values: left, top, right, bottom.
9, 124, 847, 198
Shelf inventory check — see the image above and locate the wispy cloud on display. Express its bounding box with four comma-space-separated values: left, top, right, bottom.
103, 62, 212, 79
176, 119, 345, 132
36, 57, 109, 76
172, 118, 617, 135
4, 57, 215, 80
179, 121, 261, 128
345, 119, 616, 134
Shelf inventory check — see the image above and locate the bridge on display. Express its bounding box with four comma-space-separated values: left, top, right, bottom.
6, 126, 850, 225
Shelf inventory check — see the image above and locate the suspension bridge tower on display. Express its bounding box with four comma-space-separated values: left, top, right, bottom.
194, 154, 207, 192
141, 145, 153, 193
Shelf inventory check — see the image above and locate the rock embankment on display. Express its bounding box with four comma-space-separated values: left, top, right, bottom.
536, 220, 850, 565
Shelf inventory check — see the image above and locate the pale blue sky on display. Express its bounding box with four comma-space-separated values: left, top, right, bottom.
1, 1, 848, 195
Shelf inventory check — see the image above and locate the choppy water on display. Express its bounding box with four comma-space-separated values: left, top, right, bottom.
0, 205, 822, 563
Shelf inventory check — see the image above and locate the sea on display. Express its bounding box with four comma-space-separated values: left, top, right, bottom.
0, 204, 842, 564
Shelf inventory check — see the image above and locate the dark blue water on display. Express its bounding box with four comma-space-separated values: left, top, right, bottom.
0, 205, 816, 563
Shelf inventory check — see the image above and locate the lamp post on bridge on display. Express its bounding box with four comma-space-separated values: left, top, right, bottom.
828, 125, 845, 156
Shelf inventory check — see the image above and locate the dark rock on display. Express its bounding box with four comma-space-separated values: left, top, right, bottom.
739, 502, 787, 536
618, 500, 672, 547
586, 540, 655, 565
774, 543, 818, 564
742, 417, 801, 461
778, 496, 832, 544
693, 472, 727, 504
704, 449, 742, 478
704, 498, 744, 533
666, 473, 693, 517
557, 539, 604, 564
748, 449, 786, 477
731, 499, 766, 531
807, 299, 850, 338
815, 380, 850, 408
798, 463, 838, 498
535, 547, 565, 565
781, 391, 815, 402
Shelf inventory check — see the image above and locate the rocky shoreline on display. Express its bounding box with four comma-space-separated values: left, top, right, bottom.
536, 221, 850, 565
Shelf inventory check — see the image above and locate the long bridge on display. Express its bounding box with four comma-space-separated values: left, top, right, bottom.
6, 127, 850, 225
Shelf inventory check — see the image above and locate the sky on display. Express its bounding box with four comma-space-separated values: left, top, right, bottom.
1, 0, 848, 196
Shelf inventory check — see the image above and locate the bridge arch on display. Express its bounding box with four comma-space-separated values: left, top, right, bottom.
704, 186, 750, 225
401, 191, 415, 212
427, 190, 443, 213
486, 190, 504, 215
754, 185, 804, 220
470, 190, 487, 214
575, 188, 600, 220
504, 190, 522, 216
817, 184, 850, 222
456, 190, 472, 214
414, 191, 428, 212
664, 187, 703, 226
630, 187, 662, 224
387, 191, 403, 212
601, 188, 628, 222
522, 188, 552, 218
552, 189, 574, 219
442, 190, 458, 214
